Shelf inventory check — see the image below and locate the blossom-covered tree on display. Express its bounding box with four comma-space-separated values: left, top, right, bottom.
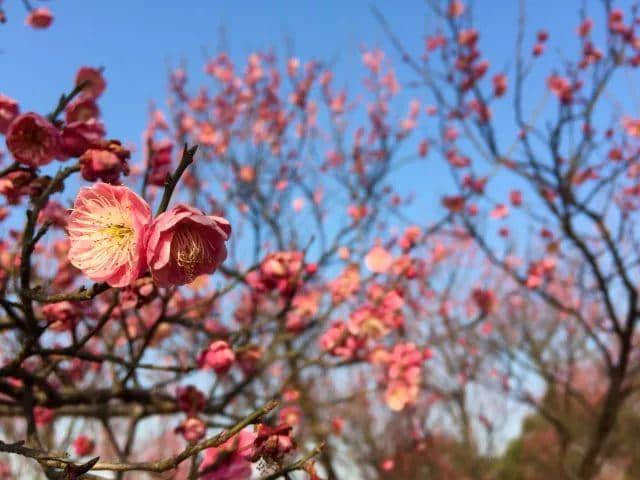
1, 1, 639, 479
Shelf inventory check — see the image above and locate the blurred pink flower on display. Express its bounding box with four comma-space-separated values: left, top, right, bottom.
200, 429, 255, 480
381, 458, 395, 471
59, 119, 106, 158
33, 406, 55, 426
79, 146, 130, 183
176, 386, 205, 414
199, 340, 235, 375
0, 94, 19, 134
365, 245, 392, 274
41, 301, 79, 331
75, 67, 106, 99
175, 416, 206, 442
73, 435, 95, 456
6, 113, 60, 167
25, 7, 53, 29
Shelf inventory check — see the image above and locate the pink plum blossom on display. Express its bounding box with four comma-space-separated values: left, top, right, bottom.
6, 113, 60, 167
67, 183, 151, 287
145, 204, 231, 287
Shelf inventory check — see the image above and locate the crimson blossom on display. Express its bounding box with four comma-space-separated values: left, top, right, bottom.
5, 112, 60, 167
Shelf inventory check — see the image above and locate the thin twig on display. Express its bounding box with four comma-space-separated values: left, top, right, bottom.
259, 442, 325, 480
156, 143, 198, 215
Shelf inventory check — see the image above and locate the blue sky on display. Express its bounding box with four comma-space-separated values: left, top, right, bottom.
1, 0, 634, 226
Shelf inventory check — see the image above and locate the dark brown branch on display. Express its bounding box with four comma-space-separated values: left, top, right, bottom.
1, 401, 278, 476
47, 80, 90, 123
156, 143, 198, 215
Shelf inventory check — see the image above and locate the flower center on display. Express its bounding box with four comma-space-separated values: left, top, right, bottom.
173, 227, 211, 280
100, 224, 134, 249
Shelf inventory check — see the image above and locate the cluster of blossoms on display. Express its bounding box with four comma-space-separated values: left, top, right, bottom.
371, 343, 430, 411
320, 268, 407, 360
67, 184, 231, 288
2, 68, 232, 291
233, 278, 320, 334
346, 286, 404, 341
2, 67, 131, 181
1, 67, 136, 215
196, 425, 295, 480
285, 289, 321, 332
246, 251, 310, 295
233, 251, 321, 333
316, 229, 441, 414
328, 264, 361, 303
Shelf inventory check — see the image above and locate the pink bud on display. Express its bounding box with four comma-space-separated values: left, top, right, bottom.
199, 340, 235, 375
25, 7, 53, 29
0, 94, 19, 134
73, 435, 95, 456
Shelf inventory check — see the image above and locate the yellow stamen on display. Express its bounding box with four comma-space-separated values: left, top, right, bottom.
99, 224, 133, 248
173, 227, 212, 281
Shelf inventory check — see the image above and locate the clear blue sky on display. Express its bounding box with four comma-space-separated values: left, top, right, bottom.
2, 0, 636, 224
3, 0, 631, 222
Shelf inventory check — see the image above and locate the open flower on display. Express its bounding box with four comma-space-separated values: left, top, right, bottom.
145, 204, 231, 287
67, 183, 151, 287
6, 113, 60, 167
